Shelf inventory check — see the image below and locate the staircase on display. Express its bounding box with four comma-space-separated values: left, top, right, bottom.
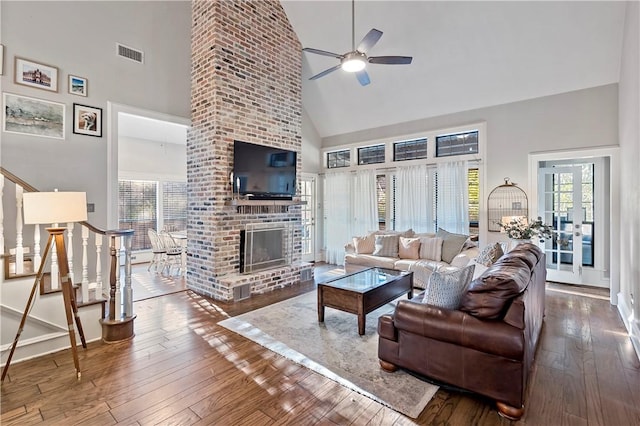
1, 167, 135, 366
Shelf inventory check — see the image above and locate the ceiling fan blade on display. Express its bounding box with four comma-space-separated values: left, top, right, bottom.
309, 64, 342, 80
368, 56, 413, 65
357, 29, 383, 53
302, 47, 343, 59
355, 70, 370, 86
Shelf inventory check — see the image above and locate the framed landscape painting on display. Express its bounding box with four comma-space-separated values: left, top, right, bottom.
14, 57, 59, 92
73, 103, 102, 137
69, 75, 87, 96
3, 92, 65, 139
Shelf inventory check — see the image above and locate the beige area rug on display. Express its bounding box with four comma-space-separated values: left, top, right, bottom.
218, 291, 438, 419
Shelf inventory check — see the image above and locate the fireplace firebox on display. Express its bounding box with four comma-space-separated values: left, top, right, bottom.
240, 222, 293, 274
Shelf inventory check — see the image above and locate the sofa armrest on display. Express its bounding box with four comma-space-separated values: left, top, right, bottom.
503, 297, 525, 329
378, 314, 397, 341
393, 299, 525, 359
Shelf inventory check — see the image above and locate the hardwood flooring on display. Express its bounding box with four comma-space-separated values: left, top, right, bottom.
2, 265, 639, 425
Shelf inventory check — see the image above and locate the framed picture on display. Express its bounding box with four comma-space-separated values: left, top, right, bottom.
3, 92, 65, 139
73, 103, 102, 137
68, 75, 88, 97
14, 57, 59, 92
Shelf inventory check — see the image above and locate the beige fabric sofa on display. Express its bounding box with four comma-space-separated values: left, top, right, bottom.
344, 231, 479, 289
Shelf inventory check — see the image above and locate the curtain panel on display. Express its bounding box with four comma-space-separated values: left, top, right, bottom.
436, 160, 469, 234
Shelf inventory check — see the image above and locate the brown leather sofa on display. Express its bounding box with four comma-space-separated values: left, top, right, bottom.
378, 243, 546, 420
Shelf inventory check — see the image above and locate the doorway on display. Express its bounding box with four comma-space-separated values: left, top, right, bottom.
530, 149, 617, 293
299, 174, 317, 262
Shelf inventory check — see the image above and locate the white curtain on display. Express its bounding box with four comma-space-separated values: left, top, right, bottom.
351, 169, 378, 236
324, 172, 352, 265
437, 160, 469, 234
395, 164, 435, 233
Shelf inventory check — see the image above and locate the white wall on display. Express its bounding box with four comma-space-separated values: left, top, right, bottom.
323, 84, 618, 201
301, 107, 322, 173
118, 137, 186, 181
618, 1, 640, 357
0, 1, 192, 229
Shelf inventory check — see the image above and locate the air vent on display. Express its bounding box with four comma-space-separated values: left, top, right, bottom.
116, 43, 144, 64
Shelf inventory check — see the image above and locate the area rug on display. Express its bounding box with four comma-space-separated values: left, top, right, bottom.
218, 291, 438, 419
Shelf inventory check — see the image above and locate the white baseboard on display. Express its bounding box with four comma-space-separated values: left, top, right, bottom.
617, 292, 640, 361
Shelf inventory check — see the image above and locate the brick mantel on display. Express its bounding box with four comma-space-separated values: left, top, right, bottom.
187, 0, 309, 300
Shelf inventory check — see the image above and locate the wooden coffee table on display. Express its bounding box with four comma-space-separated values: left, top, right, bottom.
317, 267, 413, 335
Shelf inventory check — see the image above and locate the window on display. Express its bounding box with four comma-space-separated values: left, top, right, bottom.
358, 145, 385, 165
376, 175, 387, 230
468, 168, 479, 235
119, 180, 157, 251
393, 138, 428, 161
436, 131, 478, 157
327, 149, 350, 168
163, 181, 187, 232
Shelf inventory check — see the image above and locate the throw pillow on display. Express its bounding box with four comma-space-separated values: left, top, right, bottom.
476, 242, 504, 266
353, 234, 375, 254
372, 234, 400, 257
422, 264, 476, 309
369, 228, 415, 238
436, 228, 469, 264
398, 237, 421, 259
419, 236, 443, 261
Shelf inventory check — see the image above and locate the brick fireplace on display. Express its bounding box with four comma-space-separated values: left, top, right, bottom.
187, 0, 312, 301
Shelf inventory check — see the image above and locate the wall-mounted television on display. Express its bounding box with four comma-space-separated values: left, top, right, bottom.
233, 140, 297, 200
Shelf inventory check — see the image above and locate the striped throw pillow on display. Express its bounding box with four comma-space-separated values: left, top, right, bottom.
419, 237, 443, 261
372, 234, 400, 257
422, 264, 476, 309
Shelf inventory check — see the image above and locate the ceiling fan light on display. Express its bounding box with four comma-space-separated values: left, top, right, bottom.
341, 56, 366, 72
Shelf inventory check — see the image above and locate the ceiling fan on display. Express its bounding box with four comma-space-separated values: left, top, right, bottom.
302, 0, 412, 86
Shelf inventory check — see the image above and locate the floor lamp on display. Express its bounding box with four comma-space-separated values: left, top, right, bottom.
1, 191, 88, 383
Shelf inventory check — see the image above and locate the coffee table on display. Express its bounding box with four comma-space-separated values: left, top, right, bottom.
317, 267, 413, 335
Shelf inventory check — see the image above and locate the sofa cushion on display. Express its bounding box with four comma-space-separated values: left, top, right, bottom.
373, 234, 400, 257
436, 228, 469, 263
476, 242, 504, 266
459, 257, 532, 319
419, 236, 442, 261
370, 229, 415, 238
503, 247, 539, 268
352, 234, 375, 254
398, 237, 421, 259
422, 264, 476, 309
344, 253, 397, 270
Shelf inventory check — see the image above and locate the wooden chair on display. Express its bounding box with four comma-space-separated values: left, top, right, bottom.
147, 229, 166, 273
159, 231, 184, 276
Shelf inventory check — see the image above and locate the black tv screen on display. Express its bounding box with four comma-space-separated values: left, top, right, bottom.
233, 140, 297, 199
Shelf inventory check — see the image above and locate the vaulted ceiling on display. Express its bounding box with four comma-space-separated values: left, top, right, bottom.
281, 1, 627, 138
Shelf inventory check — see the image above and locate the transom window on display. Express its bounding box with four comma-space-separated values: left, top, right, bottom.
393, 138, 428, 161
358, 145, 385, 165
327, 149, 351, 168
436, 131, 478, 157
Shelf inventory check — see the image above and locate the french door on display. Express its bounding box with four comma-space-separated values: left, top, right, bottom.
299, 174, 317, 262
538, 166, 584, 284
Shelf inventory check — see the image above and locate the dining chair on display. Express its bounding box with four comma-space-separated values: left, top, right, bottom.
159, 231, 184, 276
147, 229, 166, 273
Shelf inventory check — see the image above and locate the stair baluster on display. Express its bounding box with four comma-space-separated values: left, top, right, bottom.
81, 225, 89, 302
15, 185, 24, 274
66, 222, 75, 285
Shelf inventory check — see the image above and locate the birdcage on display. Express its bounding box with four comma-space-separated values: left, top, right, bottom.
487, 178, 528, 232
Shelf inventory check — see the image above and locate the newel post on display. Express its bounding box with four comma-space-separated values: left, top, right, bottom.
99, 229, 136, 343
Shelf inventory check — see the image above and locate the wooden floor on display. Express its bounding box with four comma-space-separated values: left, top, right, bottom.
2, 265, 639, 425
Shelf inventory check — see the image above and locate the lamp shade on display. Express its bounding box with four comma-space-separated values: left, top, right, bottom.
23, 192, 88, 225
